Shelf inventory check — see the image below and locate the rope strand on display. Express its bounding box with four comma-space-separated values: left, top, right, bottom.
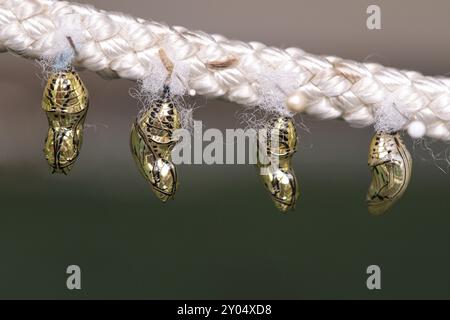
1, 0, 450, 140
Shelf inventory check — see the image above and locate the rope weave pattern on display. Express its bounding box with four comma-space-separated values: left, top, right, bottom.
1, 0, 450, 140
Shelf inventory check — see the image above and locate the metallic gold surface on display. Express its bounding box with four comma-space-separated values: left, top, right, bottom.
130, 88, 181, 202
367, 132, 412, 215
256, 117, 299, 213
42, 69, 89, 174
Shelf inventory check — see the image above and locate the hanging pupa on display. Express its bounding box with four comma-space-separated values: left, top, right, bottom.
130, 86, 181, 202
366, 131, 412, 215
256, 116, 299, 212
42, 67, 89, 174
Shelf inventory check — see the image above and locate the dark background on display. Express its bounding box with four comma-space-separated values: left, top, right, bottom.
0, 0, 449, 299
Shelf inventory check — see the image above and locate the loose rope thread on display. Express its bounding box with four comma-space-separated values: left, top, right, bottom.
1, 0, 450, 140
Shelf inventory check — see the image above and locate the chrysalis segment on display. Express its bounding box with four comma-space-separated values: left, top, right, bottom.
130, 90, 181, 202
367, 132, 412, 215
256, 117, 299, 212
42, 70, 89, 174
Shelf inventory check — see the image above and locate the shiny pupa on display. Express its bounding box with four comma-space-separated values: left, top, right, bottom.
367, 132, 412, 215
256, 117, 299, 212
42, 69, 89, 174
130, 88, 181, 202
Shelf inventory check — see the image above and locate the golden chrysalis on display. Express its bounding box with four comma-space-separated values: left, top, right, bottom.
130, 87, 181, 202
42, 69, 89, 174
256, 117, 299, 212
367, 132, 412, 215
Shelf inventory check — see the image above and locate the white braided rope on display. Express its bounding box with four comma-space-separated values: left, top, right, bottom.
1, 0, 450, 140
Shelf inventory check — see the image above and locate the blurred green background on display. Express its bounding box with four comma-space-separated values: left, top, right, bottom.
0, 0, 449, 299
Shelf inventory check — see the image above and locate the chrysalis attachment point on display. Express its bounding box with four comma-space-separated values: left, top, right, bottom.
130, 87, 181, 202
42, 69, 89, 174
366, 132, 412, 215
256, 117, 299, 212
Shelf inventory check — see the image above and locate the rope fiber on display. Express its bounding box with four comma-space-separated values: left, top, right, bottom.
1, 0, 450, 140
